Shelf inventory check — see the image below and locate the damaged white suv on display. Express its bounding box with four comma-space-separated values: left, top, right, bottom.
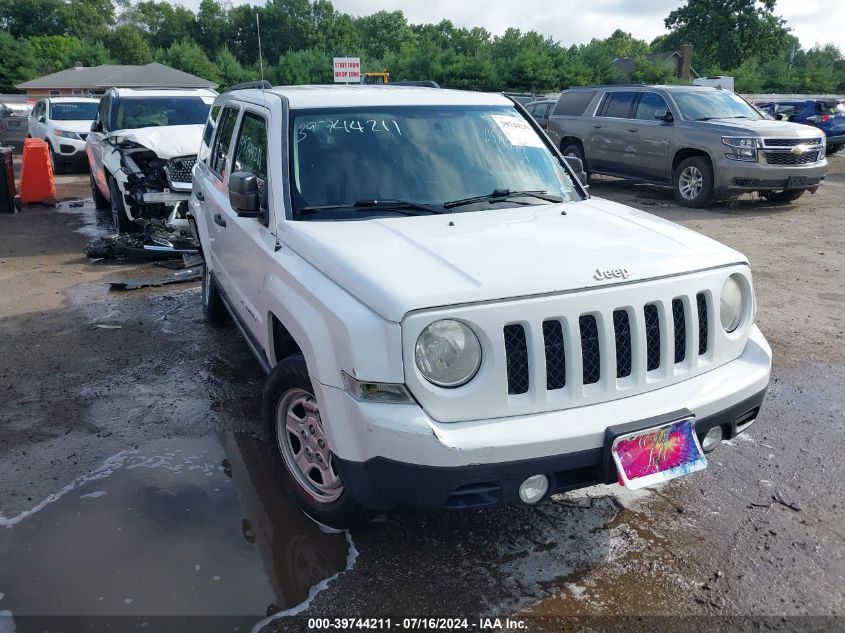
87, 87, 216, 233
190, 85, 772, 527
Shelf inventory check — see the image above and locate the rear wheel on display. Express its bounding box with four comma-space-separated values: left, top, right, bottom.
107, 176, 133, 234
673, 156, 714, 208
760, 189, 804, 203
263, 354, 361, 528
90, 172, 109, 209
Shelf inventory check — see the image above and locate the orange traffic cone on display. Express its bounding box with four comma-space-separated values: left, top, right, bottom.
19, 138, 56, 204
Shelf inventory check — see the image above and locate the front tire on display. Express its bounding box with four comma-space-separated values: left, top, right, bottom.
90, 172, 109, 209
760, 189, 804, 203
107, 176, 133, 234
48, 144, 64, 175
673, 156, 714, 208
201, 264, 229, 323
263, 354, 361, 528
561, 141, 588, 174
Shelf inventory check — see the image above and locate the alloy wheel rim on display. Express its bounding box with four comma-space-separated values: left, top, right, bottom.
679, 166, 703, 200
275, 388, 343, 504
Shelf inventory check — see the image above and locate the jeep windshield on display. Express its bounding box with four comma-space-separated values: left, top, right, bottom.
289, 105, 582, 220
674, 91, 763, 122
111, 97, 211, 130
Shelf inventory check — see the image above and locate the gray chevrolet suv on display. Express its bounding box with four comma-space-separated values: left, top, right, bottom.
545, 85, 828, 207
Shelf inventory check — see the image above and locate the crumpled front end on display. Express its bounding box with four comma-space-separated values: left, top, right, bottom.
113, 141, 196, 223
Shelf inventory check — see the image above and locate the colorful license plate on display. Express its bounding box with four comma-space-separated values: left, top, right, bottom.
611, 417, 706, 490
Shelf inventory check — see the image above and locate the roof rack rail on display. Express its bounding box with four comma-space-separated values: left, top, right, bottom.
389, 80, 440, 88
571, 83, 651, 89
229, 80, 273, 91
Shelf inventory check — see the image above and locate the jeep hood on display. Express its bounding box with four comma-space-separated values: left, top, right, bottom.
110, 124, 204, 159
284, 198, 748, 322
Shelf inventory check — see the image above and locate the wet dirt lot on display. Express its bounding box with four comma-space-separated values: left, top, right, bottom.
1, 158, 843, 632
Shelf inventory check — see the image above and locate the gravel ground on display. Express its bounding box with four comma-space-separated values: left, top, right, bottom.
0, 156, 842, 632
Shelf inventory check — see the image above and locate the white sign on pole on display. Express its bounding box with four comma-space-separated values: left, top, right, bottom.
333, 57, 361, 83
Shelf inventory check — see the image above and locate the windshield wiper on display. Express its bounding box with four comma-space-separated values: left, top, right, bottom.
300, 199, 447, 216
444, 189, 563, 210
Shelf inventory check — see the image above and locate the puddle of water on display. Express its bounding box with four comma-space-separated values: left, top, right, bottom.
0, 433, 351, 628
56, 199, 115, 239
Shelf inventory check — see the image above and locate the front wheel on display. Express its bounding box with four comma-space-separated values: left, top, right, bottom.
760, 189, 804, 203
90, 172, 109, 209
263, 354, 362, 528
48, 144, 64, 175
673, 156, 714, 208
107, 176, 133, 234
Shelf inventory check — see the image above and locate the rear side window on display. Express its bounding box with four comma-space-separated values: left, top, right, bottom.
199, 105, 221, 165
599, 92, 637, 118
210, 106, 239, 179
537, 103, 552, 118
634, 92, 670, 120
553, 91, 597, 116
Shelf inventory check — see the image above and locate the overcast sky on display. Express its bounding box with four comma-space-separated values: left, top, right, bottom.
187, 0, 842, 50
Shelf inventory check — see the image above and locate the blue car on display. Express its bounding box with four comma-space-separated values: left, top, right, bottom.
757, 99, 845, 155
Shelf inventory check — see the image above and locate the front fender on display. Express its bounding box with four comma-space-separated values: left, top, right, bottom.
262, 247, 404, 389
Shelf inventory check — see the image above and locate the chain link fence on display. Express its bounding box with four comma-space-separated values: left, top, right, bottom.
0, 101, 32, 155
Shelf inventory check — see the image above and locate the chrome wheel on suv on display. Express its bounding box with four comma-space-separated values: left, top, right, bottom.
673, 156, 714, 208
678, 166, 703, 200
276, 387, 343, 504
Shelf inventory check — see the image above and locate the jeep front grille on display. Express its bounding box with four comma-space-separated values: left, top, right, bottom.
504, 324, 529, 395
163, 156, 197, 185
502, 292, 711, 396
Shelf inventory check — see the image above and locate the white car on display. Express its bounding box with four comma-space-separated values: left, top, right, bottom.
28, 97, 99, 174
86, 87, 216, 233
190, 85, 772, 527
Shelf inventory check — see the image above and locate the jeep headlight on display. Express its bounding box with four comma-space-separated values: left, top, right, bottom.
415, 319, 481, 388
722, 137, 759, 162
720, 274, 746, 333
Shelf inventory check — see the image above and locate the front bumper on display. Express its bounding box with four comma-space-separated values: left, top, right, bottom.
713, 154, 827, 197
316, 326, 772, 510
54, 136, 88, 163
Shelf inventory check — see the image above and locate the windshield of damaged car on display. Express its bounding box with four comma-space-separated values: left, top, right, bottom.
674, 91, 762, 121
49, 102, 99, 121
289, 105, 581, 219
111, 97, 211, 130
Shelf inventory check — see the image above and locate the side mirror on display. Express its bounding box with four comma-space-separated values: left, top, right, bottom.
654, 109, 674, 123
228, 171, 263, 218
38, 115, 46, 123
90, 120, 102, 133
563, 156, 588, 187
775, 113, 784, 121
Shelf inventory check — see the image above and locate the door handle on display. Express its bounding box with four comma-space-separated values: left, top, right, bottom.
628, 128, 639, 132
592, 124, 602, 129
213, 213, 226, 228
195, 191, 204, 201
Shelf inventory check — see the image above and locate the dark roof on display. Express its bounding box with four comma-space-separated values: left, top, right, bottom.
16, 63, 217, 90
612, 51, 699, 80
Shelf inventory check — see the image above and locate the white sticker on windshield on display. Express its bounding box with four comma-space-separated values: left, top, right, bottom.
491, 114, 545, 148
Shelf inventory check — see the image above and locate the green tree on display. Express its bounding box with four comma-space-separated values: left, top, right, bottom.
663, 0, 790, 71
0, 30, 38, 91
272, 47, 332, 85
0, 0, 63, 38
605, 29, 650, 58
105, 24, 153, 64
215, 46, 250, 89
25, 35, 84, 75
128, 1, 197, 50
196, 0, 228, 56
59, 0, 115, 40
155, 38, 220, 83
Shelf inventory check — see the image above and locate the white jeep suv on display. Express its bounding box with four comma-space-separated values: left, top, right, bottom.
86, 87, 216, 233
190, 85, 771, 527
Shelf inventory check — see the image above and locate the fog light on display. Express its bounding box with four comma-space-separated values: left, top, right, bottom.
702, 426, 723, 453
518, 474, 549, 504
